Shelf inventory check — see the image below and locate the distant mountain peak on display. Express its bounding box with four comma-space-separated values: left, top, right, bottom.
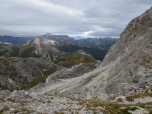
42, 33, 52, 36
34, 36, 59, 46
41, 33, 118, 45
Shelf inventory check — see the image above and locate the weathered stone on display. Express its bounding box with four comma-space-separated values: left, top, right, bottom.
0, 105, 4, 112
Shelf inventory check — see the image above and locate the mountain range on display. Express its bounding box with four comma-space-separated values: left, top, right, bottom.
41, 33, 118, 45
0, 35, 35, 45
0, 34, 118, 46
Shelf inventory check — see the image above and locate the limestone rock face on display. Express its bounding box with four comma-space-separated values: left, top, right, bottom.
34, 36, 68, 62
102, 7, 152, 66
101, 7, 152, 95
89, 7, 152, 98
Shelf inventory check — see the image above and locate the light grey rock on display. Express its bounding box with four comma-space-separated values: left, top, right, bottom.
20, 99, 33, 103
46, 62, 101, 83
0, 105, 4, 112
34, 36, 68, 62
24, 91, 29, 96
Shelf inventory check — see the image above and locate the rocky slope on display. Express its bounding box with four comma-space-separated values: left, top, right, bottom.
35, 7, 152, 101
0, 57, 61, 91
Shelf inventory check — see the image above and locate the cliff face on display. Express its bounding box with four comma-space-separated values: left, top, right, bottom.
101, 7, 152, 95
92, 7, 152, 98
102, 7, 152, 66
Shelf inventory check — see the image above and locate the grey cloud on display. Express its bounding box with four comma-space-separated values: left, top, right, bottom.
0, 0, 151, 38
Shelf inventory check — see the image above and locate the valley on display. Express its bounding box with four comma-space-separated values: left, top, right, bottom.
0, 7, 152, 114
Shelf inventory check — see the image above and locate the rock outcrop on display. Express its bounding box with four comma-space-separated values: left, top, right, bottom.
33, 36, 68, 62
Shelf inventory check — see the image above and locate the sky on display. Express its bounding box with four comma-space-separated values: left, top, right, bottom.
0, 0, 151, 39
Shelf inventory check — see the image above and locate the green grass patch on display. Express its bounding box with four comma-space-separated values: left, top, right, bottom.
58, 51, 97, 68
7, 98, 15, 103
0, 41, 39, 58
4, 106, 10, 111
120, 107, 138, 114
11, 110, 19, 114
76, 98, 150, 114
126, 93, 152, 101
117, 98, 123, 102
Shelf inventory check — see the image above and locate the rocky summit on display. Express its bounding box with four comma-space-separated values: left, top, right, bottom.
0, 8, 152, 114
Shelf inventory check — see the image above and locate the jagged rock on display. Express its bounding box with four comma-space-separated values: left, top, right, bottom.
26, 40, 32, 45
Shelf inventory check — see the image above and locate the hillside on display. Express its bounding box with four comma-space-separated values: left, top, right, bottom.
58, 50, 97, 67
0, 57, 61, 90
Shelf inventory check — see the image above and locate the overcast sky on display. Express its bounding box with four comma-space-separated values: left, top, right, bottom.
0, 0, 151, 39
